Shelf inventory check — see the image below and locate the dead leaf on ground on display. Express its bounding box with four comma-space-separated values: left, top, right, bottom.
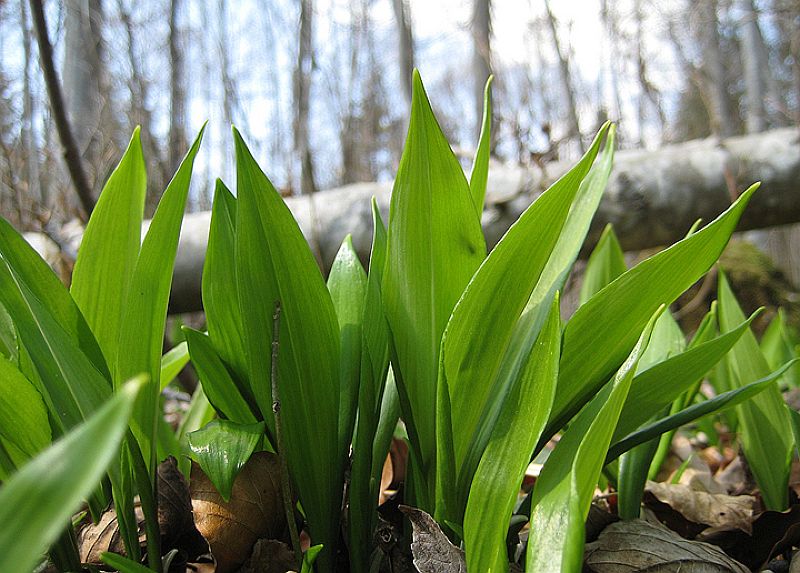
584, 519, 750, 572
78, 456, 207, 565
190, 451, 286, 573
645, 480, 756, 534
697, 504, 800, 570
236, 539, 298, 573
399, 505, 465, 573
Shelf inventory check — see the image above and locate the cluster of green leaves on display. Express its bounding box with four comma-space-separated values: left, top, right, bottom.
0, 69, 797, 573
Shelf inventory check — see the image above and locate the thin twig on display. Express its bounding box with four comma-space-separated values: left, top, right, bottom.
272, 300, 303, 565
28, 0, 95, 220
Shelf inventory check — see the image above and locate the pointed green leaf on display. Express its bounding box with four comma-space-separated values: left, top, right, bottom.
527, 307, 662, 572
233, 128, 341, 563
464, 295, 560, 573
383, 71, 486, 492
0, 218, 108, 378
549, 184, 760, 438
437, 126, 610, 524
718, 270, 793, 510
101, 552, 156, 573
183, 327, 257, 424
579, 224, 627, 305
469, 76, 493, 213
327, 234, 367, 455
762, 310, 799, 388
70, 129, 146, 369
612, 312, 757, 441
0, 378, 142, 573
203, 179, 248, 386
118, 127, 204, 465
188, 420, 265, 501
606, 359, 798, 462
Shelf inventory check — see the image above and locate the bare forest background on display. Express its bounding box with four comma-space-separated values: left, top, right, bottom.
0, 0, 799, 294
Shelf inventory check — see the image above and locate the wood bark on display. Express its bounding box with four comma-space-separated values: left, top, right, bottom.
169, 0, 188, 174
26, 128, 800, 313
391, 0, 414, 107
29, 0, 95, 218
695, 0, 736, 137
294, 0, 317, 195
471, 0, 491, 138
738, 0, 767, 133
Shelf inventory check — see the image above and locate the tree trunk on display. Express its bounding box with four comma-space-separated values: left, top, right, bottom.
20, 0, 41, 207
294, 0, 317, 195
738, 0, 767, 133
471, 0, 491, 138
29, 129, 799, 313
391, 0, 414, 107
695, 0, 736, 137
169, 0, 188, 174
544, 0, 583, 151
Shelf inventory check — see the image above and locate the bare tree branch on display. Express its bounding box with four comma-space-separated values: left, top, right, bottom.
28, 0, 95, 219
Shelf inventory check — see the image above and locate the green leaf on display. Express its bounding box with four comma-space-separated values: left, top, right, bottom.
549, 183, 759, 439
612, 311, 757, 441
616, 438, 660, 520
0, 378, 142, 573
383, 71, 486, 501
0, 259, 111, 433
579, 224, 627, 305
188, 420, 265, 501
176, 385, 216, 476
70, 129, 146, 370
464, 295, 560, 573
203, 179, 248, 387
0, 218, 109, 378
527, 307, 662, 572
160, 341, 189, 390
0, 302, 17, 361
327, 234, 367, 455
233, 128, 341, 565
0, 355, 50, 463
436, 125, 610, 525
762, 310, 799, 388
469, 75, 493, 213
606, 359, 798, 462
717, 270, 793, 510
302, 545, 324, 573
183, 327, 257, 424
117, 126, 204, 466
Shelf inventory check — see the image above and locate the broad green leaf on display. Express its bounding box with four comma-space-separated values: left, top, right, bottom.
233, 128, 341, 565
0, 302, 17, 361
0, 378, 142, 573
327, 234, 367, 455
464, 295, 560, 573
0, 356, 50, 462
527, 307, 662, 572
160, 341, 189, 390
183, 327, 257, 424
718, 270, 793, 510
70, 129, 146, 369
188, 420, 265, 501
0, 218, 108, 378
549, 183, 759, 438
349, 200, 391, 573
612, 312, 757, 441
606, 359, 798, 462
118, 127, 204, 467
579, 224, 626, 305
437, 126, 610, 524
176, 385, 216, 475
638, 311, 685, 371
302, 545, 324, 573
469, 75, 493, 213
383, 70, 486, 499
203, 179, 248, 387
0, 259, 111, 433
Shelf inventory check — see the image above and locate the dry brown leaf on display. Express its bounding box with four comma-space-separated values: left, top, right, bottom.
645, 480, 756, 534
190, 451, 285, 573
399, 505, 465, 573
584, 519, 750, 572
236, 539, 298, 573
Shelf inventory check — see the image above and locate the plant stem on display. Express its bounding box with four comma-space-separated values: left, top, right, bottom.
272, 300, 303, 565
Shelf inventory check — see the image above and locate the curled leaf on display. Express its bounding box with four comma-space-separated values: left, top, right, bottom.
399, 505, 465, 573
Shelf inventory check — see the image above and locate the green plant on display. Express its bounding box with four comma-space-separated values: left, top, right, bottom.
0, 69, 794, 573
